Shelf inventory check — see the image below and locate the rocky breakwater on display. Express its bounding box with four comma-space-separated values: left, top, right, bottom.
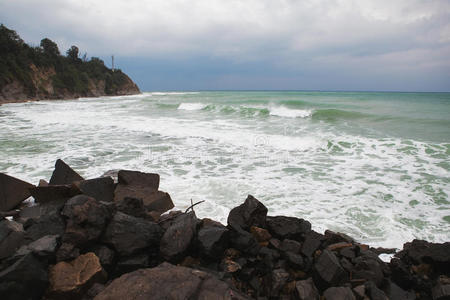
0, 160, 449, 300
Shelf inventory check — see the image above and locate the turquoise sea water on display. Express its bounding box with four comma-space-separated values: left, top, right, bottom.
0, 91, 449, 248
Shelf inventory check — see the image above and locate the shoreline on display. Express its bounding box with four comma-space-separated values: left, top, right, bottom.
1, 160, 449, 299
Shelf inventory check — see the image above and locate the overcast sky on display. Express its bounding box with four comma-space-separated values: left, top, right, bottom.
1, 0, 450, 91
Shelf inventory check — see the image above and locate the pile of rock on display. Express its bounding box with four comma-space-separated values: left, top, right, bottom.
0, 160, 449, 299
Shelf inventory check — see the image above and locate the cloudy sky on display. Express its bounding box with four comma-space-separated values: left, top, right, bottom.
1, 0, 450, 91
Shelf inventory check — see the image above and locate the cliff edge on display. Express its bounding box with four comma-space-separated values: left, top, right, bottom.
0, 24, 140, 104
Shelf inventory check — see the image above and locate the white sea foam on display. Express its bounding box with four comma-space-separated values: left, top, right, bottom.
269, 106, 312, 118
177, 103, 208, 111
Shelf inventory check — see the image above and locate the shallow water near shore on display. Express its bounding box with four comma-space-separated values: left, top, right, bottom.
0, 91, 449, 249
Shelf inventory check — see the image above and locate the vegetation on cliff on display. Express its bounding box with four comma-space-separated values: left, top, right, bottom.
0, 24, 139, 101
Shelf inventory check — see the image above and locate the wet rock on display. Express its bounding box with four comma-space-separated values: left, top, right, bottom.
56, 243, 80, 262
0, 220, 24, 259
301, 230, 324, 258
0, 252, 48, 300
29, 185, 79, 203
371, 247, 397, 255
296, 277, 319, 300
47, 252, 106, 299
49, 159, 84, 185
117, 170, 160, 189
160, 212, 197, 261
101, 170, 119, 183
73, 177, 114, 202
0, 173, 34, 211
313, 249, 347, 290
197, 223, 230, 258
114, 253, 149, 277
103, 212, 162, 256
266, 215, 311, 241
323, 230, 355, 246
116, 196, 146, 218
227, 195, 268, 231
323, 287, 356, 300
94, 262, 249, 300
432, 282, 450, 300
353, 251, 386, 287
114, 185, 174, 214
62, 195, 111, 247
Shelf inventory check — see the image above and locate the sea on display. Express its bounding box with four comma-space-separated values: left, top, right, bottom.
0, 91, 449, 249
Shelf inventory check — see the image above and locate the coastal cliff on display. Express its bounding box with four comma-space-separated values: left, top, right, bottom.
0, 25, 140, 104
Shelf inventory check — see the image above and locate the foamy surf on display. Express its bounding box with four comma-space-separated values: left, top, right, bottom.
177, 103, 208, 111
269, 106, 312, 118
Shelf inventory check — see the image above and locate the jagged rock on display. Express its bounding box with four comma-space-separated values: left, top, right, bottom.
432, 282, 450, 300
266, 215, 311, 241
384, 281, 416, 300
0, 173, 34, 211
114, 185, 174, 213
280, 239, 302, 253
313, 249, 347, 290
29, 184, 79, 203
390, 257, 415, 289
285, 251, 304, 268
271, 268, 290, 296
114, 254, 150, 277
229, 228, 260, 255
250, 226, 272, 244
353, 251, 386, 287
0, 252, 48, 300
62, 195, 111, 247
117, 170, 160, 189
116, 196, 146, 218
353, 285, 366, 300
197, 222, 230, 258
341, 246, 356, 259
23, 210, 65, 244
94, 262, 249, 300
227, 195, 268, 231
371, 247, 397, 255
103, 212, 162, 256
296, 277, 319, 300
91, 245, 115, 271
49, 159, 84, 185
323, 230, 355, 246
56, 243, 80, 262
15, 234, 59, 259
101, 170, 119, 183
72, 177, 114, 202
323, 287, 356, 300
47, 252, 106, 299
302, 230, 324, 258
160, 212, 197, 261
38, 179, 49, 187
365, 281, 388, 300
0, 220, 24, 259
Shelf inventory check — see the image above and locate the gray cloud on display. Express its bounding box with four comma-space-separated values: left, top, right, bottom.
1, 0, 449, 91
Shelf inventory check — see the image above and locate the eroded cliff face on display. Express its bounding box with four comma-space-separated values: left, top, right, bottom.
0, 64, 140, 104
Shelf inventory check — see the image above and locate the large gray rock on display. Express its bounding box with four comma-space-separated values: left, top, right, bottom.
102, 212, 162, 256
227, 195, 268, 231
49, 159, 84, 185
160, 212, 197, 261
0, 220, 24, 259
94, 262, 249, 300
62, 195, 111, 247
0, 173, 34, 211
117, 170, 159, 189
0, 252, 48, 300
73, 177, 115, 202
15, 234, 59, 259
313, 249, 348, 290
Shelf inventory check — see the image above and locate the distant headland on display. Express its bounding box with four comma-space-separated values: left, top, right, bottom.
0, 25, 140, 104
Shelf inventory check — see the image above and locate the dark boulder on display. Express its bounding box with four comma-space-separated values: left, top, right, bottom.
266, 215, 311, 241
160, 212, 197, 261
56, 243, 80, 262
114, 185, 174, 214
270, 268, 290, 297
197, 222, 230, 258
116, 197, 146, 218
73, 177, 115, 202
15, 234, 59, 260
313, 249, 347, 290
91, 245, 115, 271
102, 212, 162, 256
280, 239, 302, 253
114, 254, 149, 277
94, 262, 249, 300
18, 198, 66, 221
227, 195, 268, 231
323, 230, 355, 247
29, 185, 80, 204
432, 282, 450, 300
323, 287, 356, 300
0, 220, 24, 260
250, 226, 272, 244
117, 170, 160, 189
365, 281, 388, 300
384, 281, 416, 300
301, 230, 324, 258
61, 195, 112, 247
0, 252, 48, 300
352, 251, 386, 287
24, 211, 65, 244
49, 159, 84, 185
390, 257, 416, 289
296, 277, 319, 300
229, 228, 260, 255
0, 173, 34, 211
